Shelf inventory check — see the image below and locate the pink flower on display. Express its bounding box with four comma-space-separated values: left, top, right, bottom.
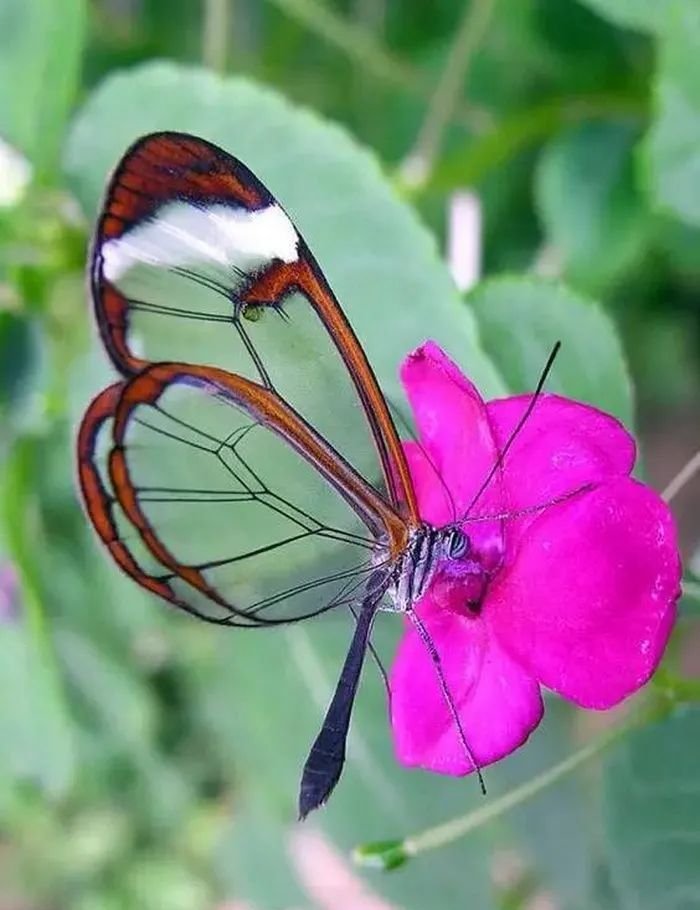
390, 342, 681, 775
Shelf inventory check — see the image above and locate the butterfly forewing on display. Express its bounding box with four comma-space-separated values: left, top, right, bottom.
92, 132, 417, 521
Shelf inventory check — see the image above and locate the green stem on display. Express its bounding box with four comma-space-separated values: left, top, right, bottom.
265, 0, 489, 129
664, 677, 700, 701
402, 0, 497, 185
662, 448, 700, 503
355, 711, 647, 869
268, 0, 419, 88
202, 0, 230, 74
425, 92, 647, 193
654, 667, 700, 702
405, 726, 625, 857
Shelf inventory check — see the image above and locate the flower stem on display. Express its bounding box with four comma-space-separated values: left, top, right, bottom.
662, 448, 700, 503
401, 0, 497, 186
665, 677, 700, 701
202, 0, 230, 74
654, 667, 700, 702
405, 728, 622, 857
354, 716, 639, 870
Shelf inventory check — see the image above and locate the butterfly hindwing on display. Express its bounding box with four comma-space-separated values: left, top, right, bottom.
79, 361, 406, 624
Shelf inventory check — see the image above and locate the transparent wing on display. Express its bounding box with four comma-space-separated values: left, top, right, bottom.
78, 364, 400, 625
91, 131, 417, 523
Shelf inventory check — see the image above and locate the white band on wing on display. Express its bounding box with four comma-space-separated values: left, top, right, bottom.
102, 201, 300, 281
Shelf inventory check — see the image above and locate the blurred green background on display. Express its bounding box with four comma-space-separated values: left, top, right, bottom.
1, 1, 699, 908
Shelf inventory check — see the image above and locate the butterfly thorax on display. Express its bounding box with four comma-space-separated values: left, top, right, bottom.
378, 524, 470, 613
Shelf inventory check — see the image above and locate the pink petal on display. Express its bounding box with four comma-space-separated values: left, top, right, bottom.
486, 394, 636, 511
403, 440, 453, 527
390, 593, 543, 775
400, 342, 506, 521
403, 440, 506, 566
488, 478, 681, 709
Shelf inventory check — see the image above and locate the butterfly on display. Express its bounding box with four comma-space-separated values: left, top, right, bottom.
77, 131, 556, 818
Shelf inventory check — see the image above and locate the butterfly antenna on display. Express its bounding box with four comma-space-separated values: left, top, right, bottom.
407, 607, 486, 794
460, 482, 594, 526
457, 340, 562, 525
387, 397, 457, 522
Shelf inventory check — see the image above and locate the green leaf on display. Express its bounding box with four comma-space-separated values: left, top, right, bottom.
214, 808, 310, 908
120, 854, 211, 910
656, 215, 700, 279
427, 94, 648, 194
54, 627, 156, 758
63, 61, 503, 401
644, 3, 700, 226
623, 310, 698, 408
576, 0, 673, 33
468, 276, 634, 426
0, 311, 40, 424
0, 610, 75, 798
56, 806, 131, 880
603, 706, 700, 910
489, 701, 597, 907
0, 0, 86, 178
535, 122, 649, 292
0, 440, 75, 797
187, 619, 493, 909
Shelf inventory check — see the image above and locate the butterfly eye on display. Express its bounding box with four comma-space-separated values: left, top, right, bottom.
446, 528, 469, 559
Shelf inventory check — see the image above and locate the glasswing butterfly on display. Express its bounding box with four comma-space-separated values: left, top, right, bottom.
77, 132, 556, 818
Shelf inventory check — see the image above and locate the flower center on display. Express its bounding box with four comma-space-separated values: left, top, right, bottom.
461, 565, 488, 615
438, 527, 503, 618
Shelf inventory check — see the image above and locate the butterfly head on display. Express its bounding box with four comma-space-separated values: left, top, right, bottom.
384, 524, 473, 613
441, 525, 470, 560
